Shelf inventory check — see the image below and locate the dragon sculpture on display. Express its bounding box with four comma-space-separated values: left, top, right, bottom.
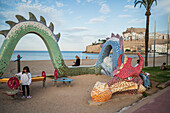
0, 12, 124, 77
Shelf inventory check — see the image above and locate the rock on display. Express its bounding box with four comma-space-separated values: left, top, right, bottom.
91, 81, 112, 102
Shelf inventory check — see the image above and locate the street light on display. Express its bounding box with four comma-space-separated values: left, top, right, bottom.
153, 14, 156, 67
166, 16, 169, 66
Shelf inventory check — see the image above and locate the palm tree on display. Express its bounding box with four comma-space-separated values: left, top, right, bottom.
134, 0, 157, 66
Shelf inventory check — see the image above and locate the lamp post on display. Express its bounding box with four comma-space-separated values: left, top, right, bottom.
167, 16, 169, 66
14, 54, 22, 73
153, 14, 156, 67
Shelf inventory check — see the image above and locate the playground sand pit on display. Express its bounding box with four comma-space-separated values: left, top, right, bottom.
0, 74, 147, 113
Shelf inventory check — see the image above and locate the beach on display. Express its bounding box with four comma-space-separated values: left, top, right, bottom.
0, 75, 149, 113
0, 56, 169, 113
3, 55, 170, 77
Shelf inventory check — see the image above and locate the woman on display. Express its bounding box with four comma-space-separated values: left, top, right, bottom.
72, 56, 80, 66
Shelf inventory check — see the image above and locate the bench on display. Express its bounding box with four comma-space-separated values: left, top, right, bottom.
0, 71, 46, 87
52, 70, 73, 87
52, 77, 73, 87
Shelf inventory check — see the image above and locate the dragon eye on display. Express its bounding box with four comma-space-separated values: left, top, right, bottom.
125, 77, 133, 80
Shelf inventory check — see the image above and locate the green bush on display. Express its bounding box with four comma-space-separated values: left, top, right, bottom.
142, 92, 149, 97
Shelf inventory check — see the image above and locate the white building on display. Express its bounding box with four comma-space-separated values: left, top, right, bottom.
123, 27, 166, 40
151, 44, 167, 53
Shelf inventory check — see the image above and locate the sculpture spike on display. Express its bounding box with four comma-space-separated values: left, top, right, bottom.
55, 33, 60, 42
111, 33, 115, 37
0, 30, 9, 37
29, 12, 37, 21
5, 21, 17, 28
116, 34, 120, 38
40, 16, 46, 25
16, 15, 27, 22
49, 22, 54, 32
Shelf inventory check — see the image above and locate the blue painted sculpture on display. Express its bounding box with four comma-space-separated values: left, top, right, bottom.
95, 33, 124, 76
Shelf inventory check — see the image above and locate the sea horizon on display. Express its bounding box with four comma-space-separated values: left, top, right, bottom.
10, 50, 164, 61
11, 50, 99, 61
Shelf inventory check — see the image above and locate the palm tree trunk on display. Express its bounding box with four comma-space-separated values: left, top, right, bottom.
144, 10, 151, 66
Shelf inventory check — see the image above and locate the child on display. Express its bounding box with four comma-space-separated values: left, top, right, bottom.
16, 66, 32, 99
160, 62, 167, 70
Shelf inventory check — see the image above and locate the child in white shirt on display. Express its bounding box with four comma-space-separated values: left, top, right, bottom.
16, 66, 32, 99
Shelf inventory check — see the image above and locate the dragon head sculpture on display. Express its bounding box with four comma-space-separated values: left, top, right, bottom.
91, 53, 146, 102
111, 53, 144, 80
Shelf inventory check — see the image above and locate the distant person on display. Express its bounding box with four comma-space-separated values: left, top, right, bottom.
136, 60, 151, 89
86, 56, 88, 59
72, 56, 80, 66
15, 66, 32, 99
134, 59, 140, 67
160, 62, 167, 70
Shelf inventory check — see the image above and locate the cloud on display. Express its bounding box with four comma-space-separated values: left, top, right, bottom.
124, 5, 134, 9
88, 16, 106, 24
100, 4, 110, 14
127, 0, 131, 2
153, 0, 170, 15
87, 0, 92, 2
15, 34, 48, 51
59, 33, 108, 51
64, 27, 88, 32
0, 1, 64, 27
77, 0, 80, 3
22, 0, 27, 2
56, 1, 64, 7
75, 16, 82, 19
128, 18, 145, 24
118, 14, 132, 18
0, 37, 4, 48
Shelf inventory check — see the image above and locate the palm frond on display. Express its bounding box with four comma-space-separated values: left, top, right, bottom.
134, 1, 143, 8
134, 0, 138, 3
140, 3, 143, 8
154, 0, 157, 5
135, 0, 157, 9
152, 0, 157, 6
148, 0, 157, 9
142, 0, 147, 8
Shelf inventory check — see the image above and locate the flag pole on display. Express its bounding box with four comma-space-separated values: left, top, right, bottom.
153, 13, 156, 67
166, 15, 169, 65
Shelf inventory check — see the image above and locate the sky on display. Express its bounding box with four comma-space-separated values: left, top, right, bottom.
0, 0, 170, 51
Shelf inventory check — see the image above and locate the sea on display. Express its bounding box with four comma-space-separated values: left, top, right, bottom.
11, 51, 145, 61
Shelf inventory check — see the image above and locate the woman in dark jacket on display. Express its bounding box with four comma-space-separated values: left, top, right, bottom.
72, 56, 80, 66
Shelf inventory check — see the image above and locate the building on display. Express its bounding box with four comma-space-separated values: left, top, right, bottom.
151, 44, 167, 53
123, 27, 145, 40
123, 27, 167, 40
